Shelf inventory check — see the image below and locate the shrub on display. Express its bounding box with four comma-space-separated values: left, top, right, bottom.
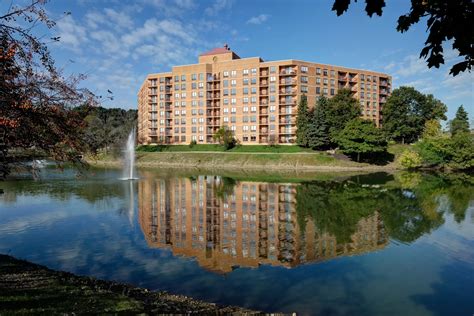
189, 140, 197, 148
397, 150, 422, 169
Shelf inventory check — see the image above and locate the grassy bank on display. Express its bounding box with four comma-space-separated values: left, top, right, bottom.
91, 151, 397, 172
137, 144, 314, 153
0, 254, 261, 314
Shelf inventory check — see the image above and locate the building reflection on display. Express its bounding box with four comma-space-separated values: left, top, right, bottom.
138, 175, 388, 274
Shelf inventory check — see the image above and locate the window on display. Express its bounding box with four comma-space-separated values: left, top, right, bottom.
243, 116, 249, 122
301, 76, 308, 83
330, 89, 335, 96
330, 79, 335, 86
223, 98, 229, 105
231, 79, 236, 86
269, 105, 276, 112
301, 86, 308, 93
330, 70, 335, 77
231, 98, 236, 104
243, 125, 249, 131
251, 78, 257, 85
223, 89, 229, 96
301, 66, 308, 73
199, 73, 204, 80
316, 77, 321, 84
191, 73, 197, 80
231, 70, 237, 77
251, 136, 256, 141
198, 82, 204, 88
191, 83, 197, 89
243, 78, 249, 85
243, 106, 249, 113
175, 75, 179, 82
323, 88, 328, 95
223, 116, 229, 123
270, 66, 276, 73
223, 80, 228, 87
243, 97, 249, 103
251, 97, 257, 103
323, 69, 328, 76
231, 88, 236, 95
360, 74, 365, 80
243, 69, 249, 76
231, 116, 236, 123
223, 108, 229, 114
316, 68, 321, 75
181, 83, 186, 90
181, 75, 186, 81
231, 107, 236, 114
175, 85, 180, 91
251, 68, 257, 75
323, 78, 328, 85
250, 125, 257, 132
250, 106, 257, 112
251, 87, 257, 94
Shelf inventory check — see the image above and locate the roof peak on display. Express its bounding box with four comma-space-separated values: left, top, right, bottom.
199, 44, 240, 58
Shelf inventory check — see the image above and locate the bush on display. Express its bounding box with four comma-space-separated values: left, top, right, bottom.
189, 140, 197, 148
213, 126, 237, 150
397, 150, 422, 169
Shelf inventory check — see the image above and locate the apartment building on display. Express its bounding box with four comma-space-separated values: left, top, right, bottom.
138, 45, 392, 145
137, 174, 388, 274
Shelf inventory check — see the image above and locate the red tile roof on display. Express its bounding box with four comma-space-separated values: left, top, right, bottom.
199, 44, 240, 58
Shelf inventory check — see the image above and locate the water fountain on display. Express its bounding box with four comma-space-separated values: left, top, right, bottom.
122, 128, 137, 180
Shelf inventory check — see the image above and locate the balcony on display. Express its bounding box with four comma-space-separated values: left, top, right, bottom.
279, 100, 296, 105
380, 97, 387, 103
279, 68, 297, 76
280, 118, 296, 124
260, 109, 268, 115
279, 79, 296, 85
380, 89, 389, 95
280, 89, 297, 95
260, 70, 269, 77
260, 90, 268, 95
379, 80, 388, 86
260, 80, 269, 86
260, 118, 268, 125
207, 74, 220, 82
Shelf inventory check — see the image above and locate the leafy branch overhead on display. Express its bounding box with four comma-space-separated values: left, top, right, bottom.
332, 0, 474, 76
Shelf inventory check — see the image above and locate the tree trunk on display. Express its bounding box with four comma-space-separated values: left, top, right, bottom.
402, 137, 405, 144
357, 152, 360, 162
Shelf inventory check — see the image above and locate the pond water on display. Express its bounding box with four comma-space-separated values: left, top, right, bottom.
0, 168, 473, 315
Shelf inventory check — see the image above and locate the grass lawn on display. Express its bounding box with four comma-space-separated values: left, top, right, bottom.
137, 144, 315, 153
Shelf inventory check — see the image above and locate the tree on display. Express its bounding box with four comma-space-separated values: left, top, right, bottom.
450, 105, 470, 136
326, 89, 360, 141
398, 150, 423, 169
296, 95, 310, 147
0, 1, 97, 178
381, 87, 447, 144
307, 96, 331, 149
332, 0, 474, 76
448, 132, 474, 170
213, 126, 236, 150
336, 118, 387, 162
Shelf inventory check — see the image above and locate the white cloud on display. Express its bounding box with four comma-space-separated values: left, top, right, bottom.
104, 8, 134, 29
205, 0, 233, 15
56, 15, 88, 50
246, 14, 270, 25
395, 54, 429, 77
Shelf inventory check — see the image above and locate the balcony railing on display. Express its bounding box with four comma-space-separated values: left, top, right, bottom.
279, 69, 297, 76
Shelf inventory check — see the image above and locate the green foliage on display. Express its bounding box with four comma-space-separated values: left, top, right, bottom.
189, 140, 197, 148
332, 0, 473, 76
335, 118, 387, 161
296, 95, 311, 147
381, 87, 447, 144
448, 132, 474, 170
213, 126, 236, 150
307, 96, 331, 149
450, 105, 470, 136
397, 150, 423, 169
326, 89, 360, 141
82, 106, 137, 155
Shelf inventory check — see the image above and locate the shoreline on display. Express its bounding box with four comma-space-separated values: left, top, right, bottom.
0, 254, 263, 314
88, 151, 398, 173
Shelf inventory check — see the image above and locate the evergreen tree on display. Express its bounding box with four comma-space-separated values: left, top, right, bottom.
336, 118, 387, 162
296, 95, 310, 147
450, 105, 470, 136
308, 96, 331, 149
326, 89, 360, 141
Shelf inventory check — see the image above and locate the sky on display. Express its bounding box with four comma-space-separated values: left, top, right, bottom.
3, 0, 473, 122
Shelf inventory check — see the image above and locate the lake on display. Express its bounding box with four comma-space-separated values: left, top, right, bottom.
0, 168, 473, 315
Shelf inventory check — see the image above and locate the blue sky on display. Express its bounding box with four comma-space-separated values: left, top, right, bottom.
6, 0, 473, 121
